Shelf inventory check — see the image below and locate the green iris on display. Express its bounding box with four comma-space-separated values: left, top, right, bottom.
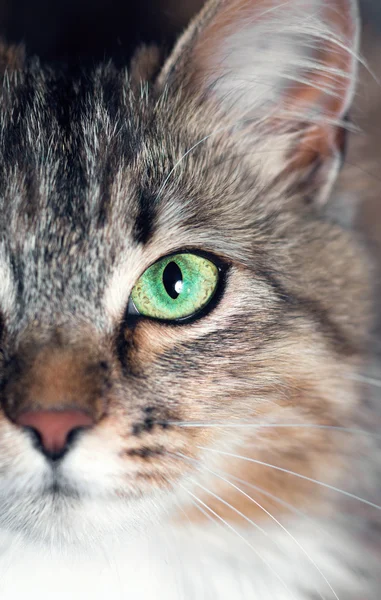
130, 253, 219, 320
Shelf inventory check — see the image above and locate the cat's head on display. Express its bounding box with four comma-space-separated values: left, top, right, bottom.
0, 0, 370, 545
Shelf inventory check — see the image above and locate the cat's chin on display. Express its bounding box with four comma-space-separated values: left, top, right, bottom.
0, 487, 168, 548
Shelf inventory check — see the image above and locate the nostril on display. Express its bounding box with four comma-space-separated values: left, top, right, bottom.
24, 425, 86, 461
15, 410, 94, 460
24, 425, 44, 450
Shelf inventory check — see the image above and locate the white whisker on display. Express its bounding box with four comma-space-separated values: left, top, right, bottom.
187, 477, 273, 541
156, 131, 223, 199
169, 450, 320, 530
163, 421, 380, 438
178, 482, 297, 600
155, 79, 356, 203
226, 472, 337, 545
155, 7, 361, 203
175, 452, 335, 600
197, 446, 381, 511
350, 373, 381, 389
174, 492, 273, 600
207, 475, 333, 600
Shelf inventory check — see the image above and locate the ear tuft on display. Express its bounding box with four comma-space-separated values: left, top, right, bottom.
130, 45, 163, 85
158, 0, 360, 204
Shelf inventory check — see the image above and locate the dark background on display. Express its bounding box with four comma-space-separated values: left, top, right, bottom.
0, 0, 204, 65
0, 0, 379, 65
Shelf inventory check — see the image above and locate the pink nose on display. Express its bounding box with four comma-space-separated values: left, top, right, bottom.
16, 410, 94, 457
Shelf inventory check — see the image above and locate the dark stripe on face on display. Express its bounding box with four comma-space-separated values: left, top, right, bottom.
296, 296, 356, 356
96, 149, 116, 228
10, 253, 24, 303
260, 270, 356, 356
257, 269, 297, 306
133, 191, 156, 245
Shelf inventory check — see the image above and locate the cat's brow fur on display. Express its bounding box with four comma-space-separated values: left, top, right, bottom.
0, 1, 379, 599
0, 55, 368, 334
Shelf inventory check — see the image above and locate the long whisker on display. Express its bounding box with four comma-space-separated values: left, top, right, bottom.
225, 472, 337, 545
212, 147, 381, 187
177, 482, 297, 600
350, 373, 381, 389
170, 450, 324, 535
155, 6, 366, 201
169, 486, 229, 597
155, 104, 279, 201
196, 446, 381, 511
155, 104, 352, 203
156, 130, 225, 200
158, 493, 199, 596
175, 452, 334, 600
172, 491, 274, 600
186, 476, 274, 542
162, 421, 381, 438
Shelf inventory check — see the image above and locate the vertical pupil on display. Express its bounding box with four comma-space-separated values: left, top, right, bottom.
162, 262, 183, 300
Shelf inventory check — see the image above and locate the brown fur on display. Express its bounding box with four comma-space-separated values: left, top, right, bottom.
0, 40, 24, 73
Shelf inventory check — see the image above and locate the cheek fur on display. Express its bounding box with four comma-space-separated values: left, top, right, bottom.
115, 267, 361, 524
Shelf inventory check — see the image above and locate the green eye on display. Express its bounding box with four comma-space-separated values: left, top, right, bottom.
130, 253, 219, 321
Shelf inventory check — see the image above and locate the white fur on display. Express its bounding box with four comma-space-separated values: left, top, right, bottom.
0, 422, 377, 599
204, 0, 359, 119
0, 513, 371, 600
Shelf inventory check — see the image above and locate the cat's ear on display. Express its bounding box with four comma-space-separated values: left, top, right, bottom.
0, 40, 25, 75
158, 0, 359, 204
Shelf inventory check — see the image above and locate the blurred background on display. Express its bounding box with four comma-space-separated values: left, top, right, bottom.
0, 0, 380, 346
0, 0, 379, 64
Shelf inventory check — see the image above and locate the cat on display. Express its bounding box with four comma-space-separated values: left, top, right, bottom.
0, 0, 380, 598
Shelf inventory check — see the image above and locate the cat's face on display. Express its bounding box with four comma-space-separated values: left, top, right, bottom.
0, 0, 370, 544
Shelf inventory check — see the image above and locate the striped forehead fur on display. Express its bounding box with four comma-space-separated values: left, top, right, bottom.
0, 60, 289, 330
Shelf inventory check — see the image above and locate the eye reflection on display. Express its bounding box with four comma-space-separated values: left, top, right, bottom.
162, 261, 183, 300
129, 252, 219, 321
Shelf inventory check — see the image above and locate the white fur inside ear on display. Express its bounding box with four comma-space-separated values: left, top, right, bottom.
209, 18, 308, 112
201, 0, 358, 123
